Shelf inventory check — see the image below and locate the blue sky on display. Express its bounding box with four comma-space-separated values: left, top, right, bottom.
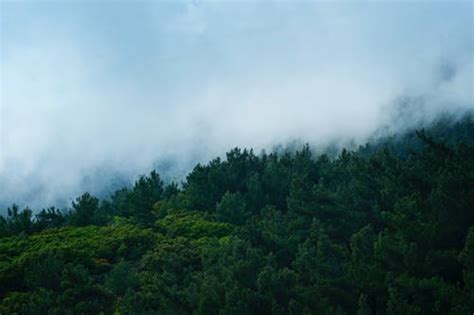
0, 0, 473, 209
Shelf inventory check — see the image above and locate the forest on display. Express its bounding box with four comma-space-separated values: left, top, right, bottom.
0, 114, 473, 314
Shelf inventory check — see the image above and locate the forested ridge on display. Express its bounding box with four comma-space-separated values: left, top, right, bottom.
1, 115, 473, 314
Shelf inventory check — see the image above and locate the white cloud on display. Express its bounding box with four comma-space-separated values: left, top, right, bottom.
0, 1, 472, 210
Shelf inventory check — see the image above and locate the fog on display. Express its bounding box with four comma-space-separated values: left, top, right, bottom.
1, 1, 473, 210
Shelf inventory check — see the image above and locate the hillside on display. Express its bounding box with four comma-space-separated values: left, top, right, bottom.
0, 115, 473, 314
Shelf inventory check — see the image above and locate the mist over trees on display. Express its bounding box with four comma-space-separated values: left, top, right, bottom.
0, 114, 473, 314
2, 2, 472, 313
2, 1, 472, 212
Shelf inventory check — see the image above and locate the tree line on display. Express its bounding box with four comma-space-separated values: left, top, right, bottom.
0, 114, 473, 314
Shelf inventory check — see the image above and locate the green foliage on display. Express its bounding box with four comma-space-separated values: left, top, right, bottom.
156, 210, 233, 239
216, 192, 249, 225
69, 192, 99, 227
104, 260, 140, 295
112, 170, 164, 225
34, 207, 66, 231
1, 115, 473, 313
3, 204, 34, 236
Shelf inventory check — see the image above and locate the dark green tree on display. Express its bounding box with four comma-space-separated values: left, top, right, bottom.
69, 193, 99, 227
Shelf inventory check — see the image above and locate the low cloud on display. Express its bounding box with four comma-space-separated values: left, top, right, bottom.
0, 1, 472, 210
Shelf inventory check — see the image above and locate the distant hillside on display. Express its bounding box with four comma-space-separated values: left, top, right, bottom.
359, 111, 474, 157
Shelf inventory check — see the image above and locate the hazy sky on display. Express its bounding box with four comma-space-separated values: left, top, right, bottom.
1, 1, 473, 209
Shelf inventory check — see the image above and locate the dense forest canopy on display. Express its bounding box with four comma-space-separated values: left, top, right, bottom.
0, 114, 473, 314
